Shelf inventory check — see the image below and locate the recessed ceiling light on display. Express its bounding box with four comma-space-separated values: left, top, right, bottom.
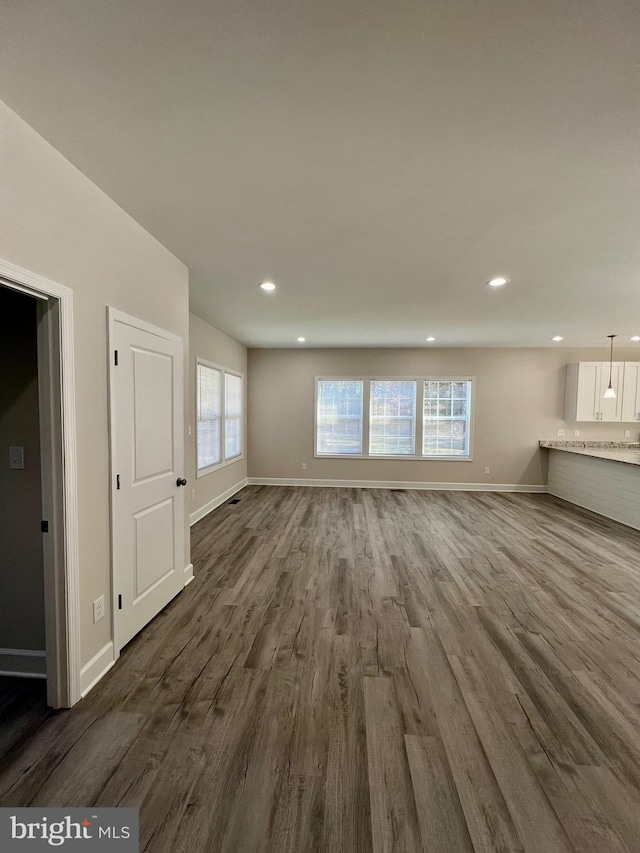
259, 281, 277, 292
487, 277, 509, 287
426, 336, 436, 342
551, 336, 563, 342
630, 335, 640, 341
297, 337, 306, 342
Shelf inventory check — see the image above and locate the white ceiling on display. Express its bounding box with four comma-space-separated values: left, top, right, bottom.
1, 0, 639, 347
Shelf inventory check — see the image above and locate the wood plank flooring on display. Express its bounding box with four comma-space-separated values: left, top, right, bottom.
2, 486, 640, 851
0, 678, 48, 760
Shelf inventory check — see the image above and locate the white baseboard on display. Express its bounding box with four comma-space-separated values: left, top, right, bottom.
80, 641, 115, 698
0, 648, 46, 679
184, 563, 194, 586
247, 477, 548, 493
190, 478, 249, 525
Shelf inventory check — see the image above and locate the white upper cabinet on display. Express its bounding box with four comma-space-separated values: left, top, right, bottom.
568, 362, 600, 422
565, 362, 626, 422
621, 362, 640, 423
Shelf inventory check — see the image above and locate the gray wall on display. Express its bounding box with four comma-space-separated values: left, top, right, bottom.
0, 288, 45, 650
0, 99, 189, 666
247, 347, 640, 487
188, 312, 248, 520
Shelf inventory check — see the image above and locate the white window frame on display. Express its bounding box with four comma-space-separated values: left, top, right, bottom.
314, 375, 474, 461
196, 357, 244, 477
369, 378, 418, 457
315, 377, 366, 457
422, 377, 474, 460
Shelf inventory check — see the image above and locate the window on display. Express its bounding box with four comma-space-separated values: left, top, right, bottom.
369, 380, 416, 455
197, 360, 243, 474
197, 363, 222, 470
316, 379, 363, 455
225, 372, 243, 460
315, 376, 473, 459
423, 380, 472, 457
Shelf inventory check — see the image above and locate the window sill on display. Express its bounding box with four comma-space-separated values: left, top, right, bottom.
314, 453, 473, 462
197, 453, 245, 478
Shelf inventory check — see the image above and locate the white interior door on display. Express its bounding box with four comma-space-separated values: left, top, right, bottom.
109, 310, 185, 652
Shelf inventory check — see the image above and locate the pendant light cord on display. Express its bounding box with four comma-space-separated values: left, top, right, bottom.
609, 335, 614, 385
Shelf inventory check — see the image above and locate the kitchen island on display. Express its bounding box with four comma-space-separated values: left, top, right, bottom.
540, 441, 640, 531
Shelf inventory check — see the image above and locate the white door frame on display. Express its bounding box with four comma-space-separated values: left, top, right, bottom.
107, 307, 185, 657
0, 258, 81, 708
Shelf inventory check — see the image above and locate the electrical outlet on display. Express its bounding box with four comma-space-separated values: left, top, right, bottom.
301, 462, 307, 471
574, 430, 580, 437
484, 467, 490, 475
556, 429, 565, 437
93, 596, 105, 624
9, 446, 24, 469
624, 430, 631, 438
191, 488, 196, 500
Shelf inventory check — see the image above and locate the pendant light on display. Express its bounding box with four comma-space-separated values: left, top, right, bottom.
603, 334, 617, 399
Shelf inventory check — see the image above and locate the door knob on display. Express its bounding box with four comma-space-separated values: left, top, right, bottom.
176, 478, 187, 487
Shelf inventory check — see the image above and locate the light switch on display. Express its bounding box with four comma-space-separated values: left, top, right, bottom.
9, 446, 24, 470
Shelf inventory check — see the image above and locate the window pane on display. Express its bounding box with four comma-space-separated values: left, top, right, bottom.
422, 379, 471, 457
369, 380, 416, 455
317, 380, 363, 454
225, 373, 243, 460
425, 381, 438, 399
197, 364, 222, 469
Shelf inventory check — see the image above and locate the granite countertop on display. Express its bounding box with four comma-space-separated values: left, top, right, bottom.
539, 441, 640, 466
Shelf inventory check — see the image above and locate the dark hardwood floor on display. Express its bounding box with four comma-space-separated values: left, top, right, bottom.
2, 486, 640, 851
0, 677, 48, 761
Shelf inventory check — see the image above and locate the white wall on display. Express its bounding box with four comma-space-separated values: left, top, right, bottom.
188, 313, 247, 523
248, 347, 640, 487
0, 99, 190, 667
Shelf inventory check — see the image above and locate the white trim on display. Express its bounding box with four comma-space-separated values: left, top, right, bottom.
0, 672, 46, 680
247, 477, 547, 493
184, 563, 194, 585
0, 278, 50, 301
107, 307, 183, 342
0, 648, 46, 656
190, 478, 249, 525
0, 259, 81, 708
0, 649, 47, 679
80, 641, 116, 698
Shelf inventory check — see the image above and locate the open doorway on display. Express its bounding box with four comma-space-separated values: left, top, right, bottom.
0, 260, 81, 717
0, 287, 48, 751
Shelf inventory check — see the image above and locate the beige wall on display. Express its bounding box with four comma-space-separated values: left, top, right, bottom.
247, 347, 640, 487
0, 289, 45, 650
0, 100, 190, 666
188, 313, 247, 520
